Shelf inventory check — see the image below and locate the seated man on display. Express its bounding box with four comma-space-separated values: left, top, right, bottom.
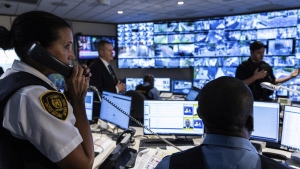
136, 74, 161, 100
155, 76, 288, 169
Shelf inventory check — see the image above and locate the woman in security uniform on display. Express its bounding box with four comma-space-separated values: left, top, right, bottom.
0, 11, 94, 168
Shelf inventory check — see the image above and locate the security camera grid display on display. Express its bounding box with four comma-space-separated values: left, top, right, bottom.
118, 23, 155, 59
117, 9, 300, 100
268, 39, 295, 55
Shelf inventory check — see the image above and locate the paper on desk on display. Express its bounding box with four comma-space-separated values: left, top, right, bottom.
93, 137, 113, 153
132, 147, 173, 169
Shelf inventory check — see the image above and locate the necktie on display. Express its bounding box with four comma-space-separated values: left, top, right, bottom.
107, 65, 117, 83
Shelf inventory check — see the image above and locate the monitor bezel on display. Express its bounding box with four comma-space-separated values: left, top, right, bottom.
250, 101, 280, 143
281, 105, 300, 150
99, 91, 132, 130
143, 100, 204, 136
75, 34, 117, 61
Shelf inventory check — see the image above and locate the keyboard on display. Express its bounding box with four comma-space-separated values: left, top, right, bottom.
139, 138, 195, 149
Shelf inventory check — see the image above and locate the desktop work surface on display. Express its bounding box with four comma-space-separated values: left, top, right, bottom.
93, 126, 300, 169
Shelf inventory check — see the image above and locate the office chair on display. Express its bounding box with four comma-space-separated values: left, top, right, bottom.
124, 90, 147, 126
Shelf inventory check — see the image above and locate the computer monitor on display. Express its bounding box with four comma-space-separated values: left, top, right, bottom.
85, 91, 94, 121
154, 78, 170, 92
171, 79, 192, 94
281, 106, 300, 150
143, 100, 204, 136
185, 89, 199, 101
99, 91, 132, 130
58, 89, 94, 122
250, 101, 280, 143
125, 78, 143, 91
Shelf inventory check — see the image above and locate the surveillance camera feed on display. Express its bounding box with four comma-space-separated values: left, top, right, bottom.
117, 9, 300, 102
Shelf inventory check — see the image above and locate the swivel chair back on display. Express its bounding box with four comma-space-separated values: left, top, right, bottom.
124, 90, 147, 126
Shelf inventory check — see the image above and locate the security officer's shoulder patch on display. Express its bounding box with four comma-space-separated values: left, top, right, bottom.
40, 91, 69, 121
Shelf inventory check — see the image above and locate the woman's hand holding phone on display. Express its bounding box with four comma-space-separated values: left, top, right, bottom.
81, 64, 92, 79
65, 65, 90, 104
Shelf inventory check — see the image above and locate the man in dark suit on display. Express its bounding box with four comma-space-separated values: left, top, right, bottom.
89, 40, 126, 94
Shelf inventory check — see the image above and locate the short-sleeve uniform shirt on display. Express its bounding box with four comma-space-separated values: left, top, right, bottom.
1, 60, 82, 162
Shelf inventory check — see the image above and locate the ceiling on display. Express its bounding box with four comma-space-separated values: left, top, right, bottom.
0, 0, 299, 24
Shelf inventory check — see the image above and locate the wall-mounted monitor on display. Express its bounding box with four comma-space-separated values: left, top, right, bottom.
76, 34, 117, 61
117, 23, 155, 61
273, 56, 295, 67
267, 10, 298, 28
143, 100, 204, 136
268, 39, 295, 55
224, 16, 241, 30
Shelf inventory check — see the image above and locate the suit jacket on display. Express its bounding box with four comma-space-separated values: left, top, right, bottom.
183, 126, 193, 129
89, 58, 118, 94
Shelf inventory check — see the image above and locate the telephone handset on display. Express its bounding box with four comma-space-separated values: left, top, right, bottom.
101, 95, 183, 152
116, 128, 136, 145
27, 42, 73, 78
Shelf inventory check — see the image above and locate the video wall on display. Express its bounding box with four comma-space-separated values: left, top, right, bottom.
117, 8, 300, 102
117, 9, 300, 69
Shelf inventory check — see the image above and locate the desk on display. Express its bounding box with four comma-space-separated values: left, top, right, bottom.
92, 132, 116, 169
263, 148, 300, 168
93, 126, 300, 169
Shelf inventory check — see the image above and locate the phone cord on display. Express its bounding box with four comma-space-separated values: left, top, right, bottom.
102, 96, 182, 152
89, 85, 182, 151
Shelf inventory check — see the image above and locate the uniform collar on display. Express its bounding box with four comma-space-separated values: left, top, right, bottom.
2, 60, 58, 90
202, 134, 258, 153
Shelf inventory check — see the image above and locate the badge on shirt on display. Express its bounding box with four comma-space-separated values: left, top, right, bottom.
40, 91, 69, 121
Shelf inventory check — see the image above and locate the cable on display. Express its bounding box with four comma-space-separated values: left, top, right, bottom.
88, 87, 183, 151
101, 95, 182, 152
89, 85, 102, 102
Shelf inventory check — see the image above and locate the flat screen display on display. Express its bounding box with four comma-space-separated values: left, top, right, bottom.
281, 105, 300, 150
125, 78, 143, 91
143, 100, 204, 136
154, 78, 170, 92
76, 34, 117, 60
100, 91, 132, 130
171, 79, 192, 94
185, 89, 199, 101
268, 39, 294, 55
250, 101, 280, 143
85, 91, 94, 121
117, 9, 299, 69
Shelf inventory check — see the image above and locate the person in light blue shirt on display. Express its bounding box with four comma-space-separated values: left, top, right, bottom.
155, 76, 288, 169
